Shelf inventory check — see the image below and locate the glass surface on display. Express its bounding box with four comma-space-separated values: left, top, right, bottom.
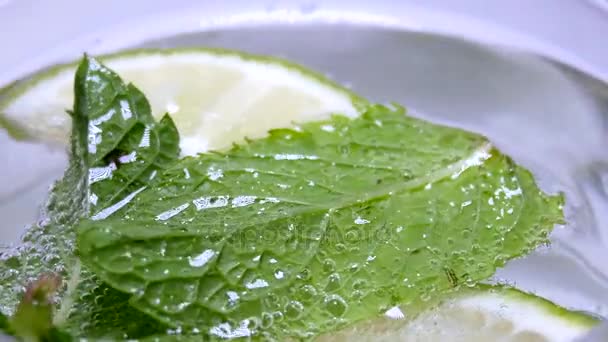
0, 2, 606, 338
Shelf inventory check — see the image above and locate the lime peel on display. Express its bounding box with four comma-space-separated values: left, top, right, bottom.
0, 48, 366, 155
321, 286, 599, 342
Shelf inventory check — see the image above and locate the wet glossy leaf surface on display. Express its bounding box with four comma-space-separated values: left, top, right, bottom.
1, 56, 564, 340
1, 56, 179, 339
78, 102, 563, 339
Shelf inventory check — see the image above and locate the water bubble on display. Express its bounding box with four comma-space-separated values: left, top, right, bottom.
345, 230, 360, 243
296, 331, 317, 340
247, 317, 260, 330
494, 255, 506, 265
351, 290, 364, 300
298, 285, 318, 302
334, 243, 346, 253
465, 277, 476, 287
284, 301, 304, 320
296, 268, 311, 281
261, 312, 274, 329
324, 294, 347, 317
476, 263, 488, 271
425, 284, 437, 293
322, 259, 336, 273
352, 279, 367, 290
420, 292, 432, 302
264, 294, 280, 309
374, 288, 386, 297
325, 273, 342, 291
339, 145, 350, 155
272, 311, 284, 322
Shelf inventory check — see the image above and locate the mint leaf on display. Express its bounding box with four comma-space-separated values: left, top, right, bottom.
9, 274, 62, 341
64, 56, 180, 338
65, 282, 168, 339
1, 55, 564, 340
1, 311, 14, 335
77, 104, 563, 339
0, 273, 74, 341
77, 56, 179, 212
1, 56, 179, 339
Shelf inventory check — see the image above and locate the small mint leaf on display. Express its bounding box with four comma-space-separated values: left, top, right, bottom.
1, 311, 14, 335
9, 274, 63, 341
1, 56, 181, 339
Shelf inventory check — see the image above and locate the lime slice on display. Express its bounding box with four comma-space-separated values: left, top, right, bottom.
321, 287, 599, 342
0, 48, 365, 155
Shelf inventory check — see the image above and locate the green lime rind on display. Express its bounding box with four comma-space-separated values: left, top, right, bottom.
0, 47, 369, 142
319, 285, 600, 341
409, 284, 601, 329
478, 284, 601, 328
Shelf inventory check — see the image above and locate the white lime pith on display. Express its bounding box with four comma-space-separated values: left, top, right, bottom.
0, 49, 364, 155
320, 287, 598, 342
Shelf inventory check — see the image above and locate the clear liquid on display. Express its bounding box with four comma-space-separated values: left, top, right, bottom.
1, 23, 607, 320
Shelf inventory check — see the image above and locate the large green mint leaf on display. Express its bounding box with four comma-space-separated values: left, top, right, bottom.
77, 104, 564, 339
1, 56, 179, 339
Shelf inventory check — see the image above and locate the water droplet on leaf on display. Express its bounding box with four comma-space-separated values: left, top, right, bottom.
284, 301, 304, 320
324, 294, 347, 317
